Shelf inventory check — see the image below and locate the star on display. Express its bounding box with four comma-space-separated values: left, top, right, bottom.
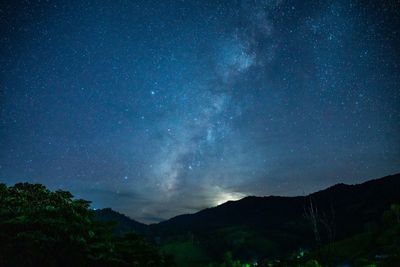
0, 0, 398, 224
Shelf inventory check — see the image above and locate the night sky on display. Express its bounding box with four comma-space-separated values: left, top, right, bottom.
1, 0, 399, 223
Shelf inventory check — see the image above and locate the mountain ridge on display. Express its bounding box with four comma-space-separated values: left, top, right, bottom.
95, 173, 400, 234
93, 173, 400, 261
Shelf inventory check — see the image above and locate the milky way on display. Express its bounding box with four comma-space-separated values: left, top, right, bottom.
1, 0, 399, 223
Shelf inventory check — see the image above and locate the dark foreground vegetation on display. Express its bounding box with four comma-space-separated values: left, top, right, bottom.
0, 173, 399, 266
0, 183, 169, 267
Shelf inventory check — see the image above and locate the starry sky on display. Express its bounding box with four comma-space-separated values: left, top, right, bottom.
1, 0, 399, 223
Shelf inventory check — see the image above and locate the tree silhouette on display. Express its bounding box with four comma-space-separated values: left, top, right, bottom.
0, 182, 165, 267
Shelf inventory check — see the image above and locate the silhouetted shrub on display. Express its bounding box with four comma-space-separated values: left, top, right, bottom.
0, 183, 165, 267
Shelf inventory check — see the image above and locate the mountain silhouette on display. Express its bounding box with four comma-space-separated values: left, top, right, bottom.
95, 173, 400, 257
94, 208, 149, 236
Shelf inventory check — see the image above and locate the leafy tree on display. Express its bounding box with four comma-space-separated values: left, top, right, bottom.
0, 182, 165, 267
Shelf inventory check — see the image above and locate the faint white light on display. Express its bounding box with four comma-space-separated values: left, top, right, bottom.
214, 189, 245, 206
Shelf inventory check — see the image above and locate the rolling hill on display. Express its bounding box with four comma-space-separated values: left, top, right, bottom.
94, 173, 400, 263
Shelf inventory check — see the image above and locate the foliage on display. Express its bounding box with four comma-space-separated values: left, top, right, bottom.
303, 203, 400, 267
161, 239, 209, 267
0, 183, 166, 267
149, 174, 400, 266
206, 252, 255, 267
1, 180, 399, 267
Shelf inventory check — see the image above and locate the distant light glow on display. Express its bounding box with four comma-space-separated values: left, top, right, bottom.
0, 0, 398, 224
213, 189, 246, 206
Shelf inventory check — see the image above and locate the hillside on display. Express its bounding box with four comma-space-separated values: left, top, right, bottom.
94, 173, 400, 264
151, 174, 400, 237
94, 208, 150, 236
